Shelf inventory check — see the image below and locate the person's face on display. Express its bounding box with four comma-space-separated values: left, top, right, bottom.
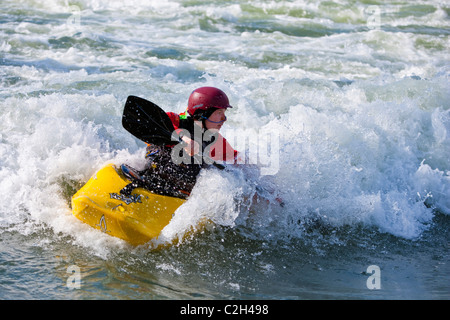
205, 108, 227, 131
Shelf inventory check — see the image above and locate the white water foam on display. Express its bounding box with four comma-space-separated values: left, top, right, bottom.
1, 0, 448, 255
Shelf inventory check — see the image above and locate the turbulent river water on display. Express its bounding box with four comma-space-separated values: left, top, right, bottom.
0, 0, 449, 300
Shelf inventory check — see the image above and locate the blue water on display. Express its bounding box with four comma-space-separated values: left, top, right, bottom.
0, 0, 449, 300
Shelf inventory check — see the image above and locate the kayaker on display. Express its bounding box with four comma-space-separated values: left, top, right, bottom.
122, 87, 238, 199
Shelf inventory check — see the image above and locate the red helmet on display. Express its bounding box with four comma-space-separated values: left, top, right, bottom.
187, 87, 232, 117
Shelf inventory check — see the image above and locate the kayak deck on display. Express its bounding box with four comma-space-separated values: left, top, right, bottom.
71, 164, 186, 246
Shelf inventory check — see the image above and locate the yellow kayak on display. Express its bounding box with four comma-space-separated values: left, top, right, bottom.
71, 164, 186, 246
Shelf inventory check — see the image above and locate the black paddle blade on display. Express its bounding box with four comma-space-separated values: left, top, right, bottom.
122, 96, 179, 145
122, 95, 225, 171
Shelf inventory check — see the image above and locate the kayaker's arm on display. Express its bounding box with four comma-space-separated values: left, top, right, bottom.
180, 135, 200, 157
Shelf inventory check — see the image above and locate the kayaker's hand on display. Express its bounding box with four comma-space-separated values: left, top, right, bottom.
181, 136, 200, 156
